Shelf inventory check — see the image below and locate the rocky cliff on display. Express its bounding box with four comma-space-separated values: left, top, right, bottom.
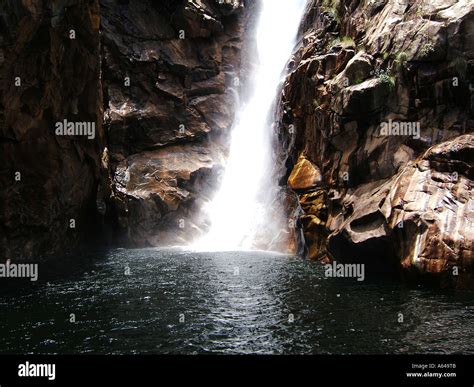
278, 0, 473, 287
1, 0, 473, 289
0, 0, 252, 260
101, 0, 254, 247
0, 0, 104, 261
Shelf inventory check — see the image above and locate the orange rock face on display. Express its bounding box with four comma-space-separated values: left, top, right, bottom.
288, 155, 322, 191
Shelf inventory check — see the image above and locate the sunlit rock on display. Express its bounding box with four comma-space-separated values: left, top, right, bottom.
288, 155, 322, 191
327, 135, 474, 287
101, 0, 253, 247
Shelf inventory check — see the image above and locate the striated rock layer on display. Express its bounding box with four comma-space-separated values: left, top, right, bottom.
277, 0, 474, 287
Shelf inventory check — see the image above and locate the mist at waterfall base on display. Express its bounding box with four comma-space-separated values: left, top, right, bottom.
193, 0, 308, 252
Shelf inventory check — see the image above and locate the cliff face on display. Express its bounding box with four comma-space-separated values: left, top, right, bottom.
0, 0, 104, 261
1, 0, 473, 290
278, 0, 473, 286
101, 0, 253, 247
0, 0, 252, 260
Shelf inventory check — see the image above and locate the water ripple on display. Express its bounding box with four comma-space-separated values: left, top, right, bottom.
0, 249, 473, 354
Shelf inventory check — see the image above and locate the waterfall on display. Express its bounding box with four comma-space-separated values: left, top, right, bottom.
194, 0, 307, 252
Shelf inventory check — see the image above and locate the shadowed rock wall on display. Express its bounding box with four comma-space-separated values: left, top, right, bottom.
0, 0, 104, 261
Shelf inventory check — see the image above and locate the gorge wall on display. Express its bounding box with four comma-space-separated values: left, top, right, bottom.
1, 0, 473, 290
0, 0, 252, 260
278, 0, 473, 287
0, 0, 104, 261
102, 0, 254, 247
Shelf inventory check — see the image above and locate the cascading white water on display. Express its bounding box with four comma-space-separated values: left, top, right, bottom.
194, 0, 307, 252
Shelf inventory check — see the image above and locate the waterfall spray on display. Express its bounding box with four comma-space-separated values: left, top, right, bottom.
194, 0, 307, 252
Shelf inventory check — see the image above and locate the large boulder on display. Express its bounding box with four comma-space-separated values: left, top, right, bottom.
288, 154, 322, 191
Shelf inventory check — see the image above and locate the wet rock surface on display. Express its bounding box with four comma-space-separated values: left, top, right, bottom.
277, 0, 474, 286
0, 0, 253, 258
102, 0, 253, 247
113, 142, 226, 246
0, 0, 256, 259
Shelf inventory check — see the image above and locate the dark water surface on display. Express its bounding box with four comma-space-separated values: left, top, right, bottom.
0, 249, 473, 354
